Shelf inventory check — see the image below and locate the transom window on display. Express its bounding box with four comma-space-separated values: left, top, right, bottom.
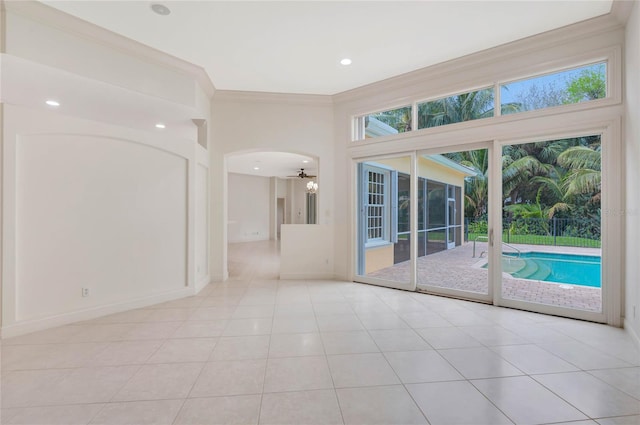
353, 60, 608, 141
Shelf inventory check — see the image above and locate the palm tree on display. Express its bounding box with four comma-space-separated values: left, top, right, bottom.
444, 149, 488, 219
557, 146, 601, 202
418, 89, 494, 129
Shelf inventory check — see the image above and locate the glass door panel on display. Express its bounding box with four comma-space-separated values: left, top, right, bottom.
416, 148, 491, 301
356, 156, 412, 289
500, 136, 602, 314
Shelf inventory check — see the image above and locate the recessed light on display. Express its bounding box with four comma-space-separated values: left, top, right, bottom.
340, 58, 352, 66
151, 3, 171, 16
302, 160, 310, 164
155, 123, 166, 129
253, 167, 260, 170
45, 100, 60, 107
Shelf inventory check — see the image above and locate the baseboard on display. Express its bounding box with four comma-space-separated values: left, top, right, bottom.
279, 272, 336, 280
209, 271, 229, 282
195, 275, 211, 293
624, 318, 640, 349
1, 287, 193, 339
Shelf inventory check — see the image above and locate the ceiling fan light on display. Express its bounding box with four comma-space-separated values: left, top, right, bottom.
306, 180, 318, 193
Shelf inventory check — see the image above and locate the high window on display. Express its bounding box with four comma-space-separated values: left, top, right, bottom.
353, 61, 608, 141
417, 87, 494, 129
501, 62, 606, 115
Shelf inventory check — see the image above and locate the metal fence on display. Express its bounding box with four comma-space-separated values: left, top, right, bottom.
465, 217, 601, 248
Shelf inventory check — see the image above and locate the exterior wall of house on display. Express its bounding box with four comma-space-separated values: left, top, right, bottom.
0, 5, 211, 337
365, 245, 394, 274
624, 0, 640, 344
362, 156, 469, 274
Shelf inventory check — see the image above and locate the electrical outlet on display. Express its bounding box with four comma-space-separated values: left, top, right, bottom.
82, 288, 89, 297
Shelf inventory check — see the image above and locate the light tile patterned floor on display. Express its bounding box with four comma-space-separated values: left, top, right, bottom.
1, 240, 638, 425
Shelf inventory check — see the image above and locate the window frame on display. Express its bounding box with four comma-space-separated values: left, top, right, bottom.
361, 163, 398, 248
350, 47, 620, 144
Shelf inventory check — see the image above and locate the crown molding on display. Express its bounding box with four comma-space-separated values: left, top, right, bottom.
333, 11, 624, 105
610, 0, 636, 26
214, 90, 333, 107
5, 0, 216, 98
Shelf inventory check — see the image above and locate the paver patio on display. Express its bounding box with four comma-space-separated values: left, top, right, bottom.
368, 242, 602, 312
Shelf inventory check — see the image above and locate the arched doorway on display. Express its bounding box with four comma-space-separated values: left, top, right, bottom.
225, 151, 319, 280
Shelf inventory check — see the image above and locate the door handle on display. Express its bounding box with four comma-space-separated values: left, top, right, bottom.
489, 229, 494, 247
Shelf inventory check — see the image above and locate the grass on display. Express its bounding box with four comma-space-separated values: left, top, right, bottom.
468, 232, 601, 248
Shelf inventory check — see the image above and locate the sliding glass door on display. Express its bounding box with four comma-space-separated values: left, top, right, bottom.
415, 147, 492, 303
497, 135, 603, 317
353, 134, 611, 323
356, 155, 414, 290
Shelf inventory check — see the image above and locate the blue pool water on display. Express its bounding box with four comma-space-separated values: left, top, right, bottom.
503, 252, 601, 288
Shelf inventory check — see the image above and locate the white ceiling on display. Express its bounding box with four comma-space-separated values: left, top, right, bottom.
42, 0, 613, 96
227, 152, 317, 179
24, 1, 613, 178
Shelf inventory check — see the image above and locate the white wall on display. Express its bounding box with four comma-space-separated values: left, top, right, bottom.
210, 93, 334, 280
195, 160, 210, 290
290, 179, 309, 224
280, 225, 333, 279
227, 173, 271, 243
1, 6, 212, 337
625, 0, 640, 343
5, 5, 196, 107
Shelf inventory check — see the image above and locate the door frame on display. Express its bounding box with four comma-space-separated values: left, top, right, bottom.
354, 153, 417, 292
493, 124, 622, 325
413, 143, 495, 304
350, 119, 622, 326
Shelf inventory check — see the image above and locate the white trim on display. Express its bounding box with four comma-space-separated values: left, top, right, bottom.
348, 45, 621, 146
279, 272, 336, 280
334, 14, 623, 105
354, 275, 415, 293
195, 275, 211, 293
414, 85, 495, 112
214, 90, 332, 106
347, 111, 622, 326
624, 318, 640, 350
4, 1, 215, 98
494, 121, 621, 326
1, 287, 193, 338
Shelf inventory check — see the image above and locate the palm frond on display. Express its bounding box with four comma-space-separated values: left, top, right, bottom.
557, 147, 601, 171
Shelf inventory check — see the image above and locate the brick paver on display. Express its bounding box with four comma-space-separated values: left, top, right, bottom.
368, 242, 602, 312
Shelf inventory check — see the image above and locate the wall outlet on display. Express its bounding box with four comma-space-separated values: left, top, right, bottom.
82, 288, 89, 297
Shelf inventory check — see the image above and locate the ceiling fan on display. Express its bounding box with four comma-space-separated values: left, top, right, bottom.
287, 168, 316, 179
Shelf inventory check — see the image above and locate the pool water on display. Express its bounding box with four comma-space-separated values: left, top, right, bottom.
489, 252, 601, 288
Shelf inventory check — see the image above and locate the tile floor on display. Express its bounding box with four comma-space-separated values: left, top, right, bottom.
1, 241, 639, 425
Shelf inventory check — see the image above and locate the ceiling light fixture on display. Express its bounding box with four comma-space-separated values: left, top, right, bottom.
45, 100, 60, 107
155, 123, 166, 129
302, 160, 310, 164
150, 3, 171, 16
340, 58, 352, 66
306, 181, 318, 194
253, 166, 260, 170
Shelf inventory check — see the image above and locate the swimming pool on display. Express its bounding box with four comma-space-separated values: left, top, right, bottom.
490, 252, 601, 288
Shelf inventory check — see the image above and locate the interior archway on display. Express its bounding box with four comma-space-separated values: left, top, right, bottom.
225, 150, 318, 280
